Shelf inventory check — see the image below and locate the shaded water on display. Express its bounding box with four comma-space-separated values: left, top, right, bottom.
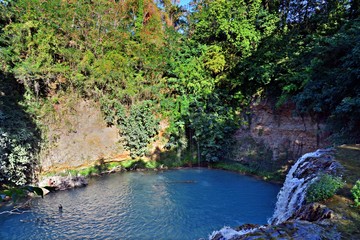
0, 169, 280, 240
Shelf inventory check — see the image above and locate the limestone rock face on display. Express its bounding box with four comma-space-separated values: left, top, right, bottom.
39, 98, 168, 174
40, 99, 124, 173
234, 101, 330, 161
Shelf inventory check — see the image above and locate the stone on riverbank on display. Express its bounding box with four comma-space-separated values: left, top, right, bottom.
39, 175, 88, 191
210, 220, 340, 240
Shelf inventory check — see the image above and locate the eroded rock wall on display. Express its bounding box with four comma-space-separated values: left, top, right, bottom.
40, 100, 125, 173
234, 101, 330, 162
39, 98, 169, 174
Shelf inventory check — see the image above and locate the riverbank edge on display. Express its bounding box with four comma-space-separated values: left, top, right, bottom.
0, 157, 279, 207
38, 156, 286, 186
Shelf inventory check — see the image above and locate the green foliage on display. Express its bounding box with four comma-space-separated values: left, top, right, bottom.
190, 0, 278, 58
116, 101, 159, 158
1, 0, 167, 167
306, 174, 345, 203
351, 180, 360, 207
144, 160, 159, 169
160, 0, 279, 162
235, 5, 360, 144
202, 45, 226, 75
119, 160, 138, 169
188, 96, 239, 162
1, 0, 359, 173
0, 130, 35, 186
76, 166, 99, 177
0, 76, 40, 186
291, 20, 360, 143
163, 39, 241, 162
0, 185, 44, 202
1, 0, 166, 102
62, 160, 160, 176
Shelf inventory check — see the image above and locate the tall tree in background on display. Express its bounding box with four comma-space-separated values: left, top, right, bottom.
234, 0, 360, 143
163, 0, 280, 161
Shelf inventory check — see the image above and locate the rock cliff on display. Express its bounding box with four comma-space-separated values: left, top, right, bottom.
39, 98, 331, 174
234, 101, 330, 162
39, 98, 168, 174
39, 99, 125, 173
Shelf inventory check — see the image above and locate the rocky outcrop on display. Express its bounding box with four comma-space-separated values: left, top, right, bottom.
210, 203, 339, 240
270, 148, 340, 225
211, 220, 340, 240
291, 203, 336, 222
38, 175, 88, 191
234, 101, 330, 162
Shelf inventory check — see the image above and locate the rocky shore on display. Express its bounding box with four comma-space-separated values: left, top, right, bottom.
211, 203, 339, 240
38, 175, 88, 192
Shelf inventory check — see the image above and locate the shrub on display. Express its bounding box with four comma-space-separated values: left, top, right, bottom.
0, 127, 38, 186
117, 101, 159, 158
306, 174, 344, 203
351, 180, 360, 207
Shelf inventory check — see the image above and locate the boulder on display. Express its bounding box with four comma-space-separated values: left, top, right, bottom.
290, 203, 336, 222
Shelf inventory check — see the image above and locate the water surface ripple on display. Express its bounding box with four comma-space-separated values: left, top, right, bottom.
0, 168, 280, 239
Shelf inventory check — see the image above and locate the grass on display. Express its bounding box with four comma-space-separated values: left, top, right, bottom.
210, 161, 285, 182
324, 145, 360, 239
335, 145, 360, 195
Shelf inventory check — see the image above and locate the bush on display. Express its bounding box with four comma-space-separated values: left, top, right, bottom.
117, 101, 159, 158
0, 94, 40, 186
351, 180, 360, 207
0, 130, 35, 186
306, 174, 344, 203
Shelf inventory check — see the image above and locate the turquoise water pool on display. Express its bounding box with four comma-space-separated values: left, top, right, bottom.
0, 168, 280, 240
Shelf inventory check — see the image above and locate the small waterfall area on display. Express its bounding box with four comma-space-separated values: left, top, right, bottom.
269, 148, 338, 225
210, 148, 340, 240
